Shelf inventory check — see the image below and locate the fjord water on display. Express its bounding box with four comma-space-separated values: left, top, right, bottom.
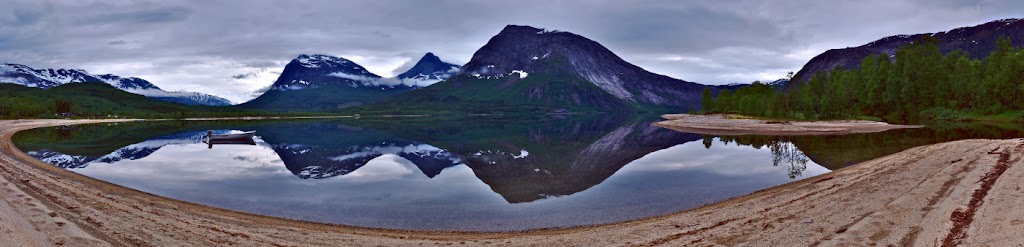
12, 117, 1023, 231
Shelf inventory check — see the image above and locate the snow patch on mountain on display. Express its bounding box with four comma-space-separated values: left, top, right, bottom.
267, 54, 391, 91
510, 70, 528, 79
574, 67, 634, 100
296, 54, 350, 68
513, 150, 529, 159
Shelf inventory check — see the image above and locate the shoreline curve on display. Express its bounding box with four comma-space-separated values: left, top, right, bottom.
654, 114, 923, 136
1, 119, 1021, 246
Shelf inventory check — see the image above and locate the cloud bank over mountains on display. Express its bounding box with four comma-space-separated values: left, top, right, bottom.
2, 0, 1021, 103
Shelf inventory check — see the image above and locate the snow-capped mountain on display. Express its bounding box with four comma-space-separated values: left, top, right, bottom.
396, 52, 461, 85
149, 92, 233, 106
268, 54, 400, 91
240, 54, 420, 110
381, 25, 712, 113
0, 63, 232, 106
791, 18, 1024, 85
461, 25, 708, 108
96, 74, 161, 91
0, 63, 101, 88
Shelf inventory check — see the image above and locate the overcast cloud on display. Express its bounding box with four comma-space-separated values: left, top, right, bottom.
1, 0, 1020, 103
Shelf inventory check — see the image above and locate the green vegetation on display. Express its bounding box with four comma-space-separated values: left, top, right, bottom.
237, 85, 406, 112
0, 82, 320, 119
704, 36, 1024, 123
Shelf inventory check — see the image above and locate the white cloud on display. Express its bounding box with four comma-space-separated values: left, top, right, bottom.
326, 72, 376, 82
328, 72, 445, 88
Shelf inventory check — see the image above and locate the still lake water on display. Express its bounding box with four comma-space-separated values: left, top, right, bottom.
12, 116, 1024, 231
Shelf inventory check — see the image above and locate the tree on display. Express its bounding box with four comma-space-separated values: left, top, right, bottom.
701, 87, 714, 113
55, 100, 73, 114
695, 36, 1024, 122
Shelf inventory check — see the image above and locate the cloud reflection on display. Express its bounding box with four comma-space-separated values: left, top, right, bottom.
625, 137, 829, 178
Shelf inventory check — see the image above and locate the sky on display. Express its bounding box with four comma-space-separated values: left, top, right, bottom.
1, 0, 1021, 103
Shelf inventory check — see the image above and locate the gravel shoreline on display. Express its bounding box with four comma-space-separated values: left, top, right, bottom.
654, 114, 923, 136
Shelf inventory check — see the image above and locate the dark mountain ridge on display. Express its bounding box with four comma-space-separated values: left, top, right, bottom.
365, 25, 713, 114
459, 25, 709, 109
790, 18, 1024, 86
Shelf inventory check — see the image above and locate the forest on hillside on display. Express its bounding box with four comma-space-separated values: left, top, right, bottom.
703, 36, 1024, 123
0, 82, 297, 119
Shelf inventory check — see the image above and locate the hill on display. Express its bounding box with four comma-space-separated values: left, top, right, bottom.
0, 63, 231, 106
0, 82, 266, 119
790, 18, 1024, 86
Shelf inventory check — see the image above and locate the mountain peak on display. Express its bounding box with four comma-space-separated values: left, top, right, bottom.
499, 24, 563, 35
415, 52, 444, 65
242, 53, 415, 110
396, 52, 461, 82
500, 24, 542, 33
267, 54, 382, 91
394, 24, 708, 111
294, 54, 354, 69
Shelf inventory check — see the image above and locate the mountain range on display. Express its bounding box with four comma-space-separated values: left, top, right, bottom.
6, 19, 1019, 114
238, 53, 461, 111
790, 18, 1024, 86
363, 25, 713, 114
0, 64, 232, 106
0, 24, 794, 114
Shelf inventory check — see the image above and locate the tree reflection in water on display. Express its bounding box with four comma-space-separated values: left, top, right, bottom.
768, 141, 809, 179
707, 135, 811, 179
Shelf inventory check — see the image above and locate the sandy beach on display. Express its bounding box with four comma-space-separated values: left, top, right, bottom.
1, 119, 1022, 246
655, 114, 923, 136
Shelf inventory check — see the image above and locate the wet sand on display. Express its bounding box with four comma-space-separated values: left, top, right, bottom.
1, 119, 1022, 246
655, 114, 923, 136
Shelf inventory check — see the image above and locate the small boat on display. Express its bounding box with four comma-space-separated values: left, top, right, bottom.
204, 138, 256, 147
206, 131, 255, 140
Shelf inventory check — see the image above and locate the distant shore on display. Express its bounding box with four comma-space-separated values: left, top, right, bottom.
1, 118, 1021, 246
654, 114, 923, 136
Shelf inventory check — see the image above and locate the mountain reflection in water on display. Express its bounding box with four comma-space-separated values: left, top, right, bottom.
15, 117, 1017, 231
20, 116, 720, 204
